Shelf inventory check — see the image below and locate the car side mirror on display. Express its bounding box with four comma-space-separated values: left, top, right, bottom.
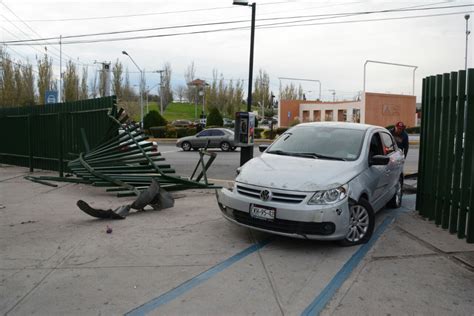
259, 145, 269, 153
369, 155, 390, 166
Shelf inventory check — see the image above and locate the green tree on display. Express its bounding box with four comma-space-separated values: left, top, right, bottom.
63, 60, 79, 102
161, 62, 173, 110
21, 62, 35, 105
37, 53, 54, 104
252, 69, 271, 111
206, 107, 223, 127
143, 110, 167, 129
280, 82, 304, 100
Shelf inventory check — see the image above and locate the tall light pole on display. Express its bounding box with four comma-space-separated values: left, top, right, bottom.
233, 0, 256, 166
465, 14, 471, 72
122, 51, 144, 127
154, 70, 165, 114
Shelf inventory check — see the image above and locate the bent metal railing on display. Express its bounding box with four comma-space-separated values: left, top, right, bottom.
417, 68, 474, 243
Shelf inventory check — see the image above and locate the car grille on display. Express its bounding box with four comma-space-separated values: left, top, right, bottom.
236, 185, 307, 204
232, 210, 335, 235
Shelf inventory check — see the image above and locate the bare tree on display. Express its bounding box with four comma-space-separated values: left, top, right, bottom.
63, 60, 79, 101
112, 59, 123, 99
161, 62, 173, 110
184, 61, 196, 103
175, 84, 186, 102
79, 67, 88, 100
90, 70, 98, 98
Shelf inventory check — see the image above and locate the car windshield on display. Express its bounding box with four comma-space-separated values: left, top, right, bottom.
267, 125, 366, 161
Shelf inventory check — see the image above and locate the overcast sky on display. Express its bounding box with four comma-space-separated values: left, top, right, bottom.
1, 0, 473, 102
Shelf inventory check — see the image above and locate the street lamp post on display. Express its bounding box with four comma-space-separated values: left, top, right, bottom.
465, 14, 471, 72
122, 51, 144, 127
233, 0, 256, 166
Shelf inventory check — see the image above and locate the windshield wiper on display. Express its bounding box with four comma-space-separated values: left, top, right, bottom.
296, 152, 347, 161
267, 150, 293, 156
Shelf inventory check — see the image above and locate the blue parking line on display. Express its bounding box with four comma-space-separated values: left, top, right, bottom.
125, 238, 273, 316
301, 215, 396, 316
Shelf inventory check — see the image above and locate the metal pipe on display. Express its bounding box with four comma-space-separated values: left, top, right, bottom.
363, 60, 418, 96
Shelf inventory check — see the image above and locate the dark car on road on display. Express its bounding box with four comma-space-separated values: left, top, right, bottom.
176, 128, 237, 152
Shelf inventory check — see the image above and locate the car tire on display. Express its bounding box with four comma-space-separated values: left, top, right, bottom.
192, 147, 198, 151
220, 141, 231, 152
387, 177, 403, 208
338, 198, 375, 247
181, 141, 192, 151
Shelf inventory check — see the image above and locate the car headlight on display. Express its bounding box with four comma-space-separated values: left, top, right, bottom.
308, 185, 348, 205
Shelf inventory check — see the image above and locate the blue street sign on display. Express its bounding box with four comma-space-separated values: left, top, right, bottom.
45, 90, 58, 104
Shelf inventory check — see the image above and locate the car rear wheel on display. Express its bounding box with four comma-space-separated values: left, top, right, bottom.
181, 141, 191, 151
387, 177, 403, 208
339, 198, 374, 246
220, 141, 231, 152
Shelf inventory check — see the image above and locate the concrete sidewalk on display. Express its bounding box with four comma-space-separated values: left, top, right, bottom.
1, 165, 472, 315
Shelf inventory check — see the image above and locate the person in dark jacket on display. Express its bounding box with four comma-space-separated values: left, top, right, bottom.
389, 121, 409, 157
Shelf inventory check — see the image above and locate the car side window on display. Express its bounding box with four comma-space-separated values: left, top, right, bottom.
380, 132, 396, 155
368, 133, 384, 161
198, 130, 211, 137
212, 130, 225, 136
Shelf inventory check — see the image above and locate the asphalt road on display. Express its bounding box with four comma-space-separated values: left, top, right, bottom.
157, 143, 419, 181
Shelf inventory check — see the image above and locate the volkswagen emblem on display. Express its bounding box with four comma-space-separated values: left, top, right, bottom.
260, 190, 271, 201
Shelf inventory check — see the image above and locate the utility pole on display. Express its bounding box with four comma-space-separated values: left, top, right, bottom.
465, 14, 471, 72
154, 70, 165, 114
59, 35, 62, 102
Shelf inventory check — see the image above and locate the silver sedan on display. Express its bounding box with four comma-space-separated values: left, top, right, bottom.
176, 128, 237, 152
216, 122, 404, 246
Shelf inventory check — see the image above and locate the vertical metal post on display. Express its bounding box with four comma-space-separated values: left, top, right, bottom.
466, 68, 474, 243
416, 78, 427, 213
240, 2, 256, 166
59, 35, 62, 103
465, 15, 470, 72
431, 75, 443, 222
27, 114, 33, 172
57, 113, 64, 177
458, 70, 469, 239
451, 70, 466, 234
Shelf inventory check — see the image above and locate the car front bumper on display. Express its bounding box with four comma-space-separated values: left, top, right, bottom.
216, 185, 351, 241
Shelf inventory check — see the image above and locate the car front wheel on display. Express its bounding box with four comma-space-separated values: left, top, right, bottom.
387, 177, 403, 208
339, 198, 374, 246
181, 141, 192, 151
220, 141, 231, 152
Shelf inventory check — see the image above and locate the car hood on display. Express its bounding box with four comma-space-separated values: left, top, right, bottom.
236, 153, 362, 192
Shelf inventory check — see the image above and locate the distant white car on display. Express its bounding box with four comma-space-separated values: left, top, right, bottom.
216, 122, 404, 246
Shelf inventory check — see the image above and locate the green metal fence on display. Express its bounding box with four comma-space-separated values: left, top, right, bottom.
0, 97, 117, 175
417, 68, 474, 243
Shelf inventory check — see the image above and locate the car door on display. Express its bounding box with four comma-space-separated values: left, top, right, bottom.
365, 132, 389, 210
195, 130, 211, 148
209, 129, 225, 147
380, 131, 404, 201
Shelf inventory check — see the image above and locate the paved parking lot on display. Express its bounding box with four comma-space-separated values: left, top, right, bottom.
1, 164, 473, 315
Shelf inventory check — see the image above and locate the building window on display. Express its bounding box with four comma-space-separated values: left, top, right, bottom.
313, 110, 321, 121
338, 110, 347, 122
325, 110, 334, 121
353, 109, 361, 123
302, 110, 310, 122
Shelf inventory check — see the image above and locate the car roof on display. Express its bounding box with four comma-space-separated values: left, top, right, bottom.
297, 122, 382, 132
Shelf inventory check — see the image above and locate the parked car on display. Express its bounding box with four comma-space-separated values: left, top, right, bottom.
176, 128, 237, 152
216, 122, 404, 246
223, 118, 235, 128
171, 119, 193, 128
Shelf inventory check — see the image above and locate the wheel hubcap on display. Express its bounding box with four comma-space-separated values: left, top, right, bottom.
222, 143, 229, 150
346, 205, 369, 242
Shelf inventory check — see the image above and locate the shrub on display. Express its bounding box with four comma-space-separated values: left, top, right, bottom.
176, 127, 197, 138
406, 126, 420, 134
289, 119, 300, 127
206, 107, 223, 127
276, 127, 288, 135
149, 126, 167, 138
254, 128, 264, 139
262, 129, 276, 140
143, 110, 167, 130
164, 125, 177, 138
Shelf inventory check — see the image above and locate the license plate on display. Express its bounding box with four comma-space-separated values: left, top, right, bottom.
250, 205, 276, 221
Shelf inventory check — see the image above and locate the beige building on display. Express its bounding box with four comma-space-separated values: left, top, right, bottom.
278, 92, 416, 128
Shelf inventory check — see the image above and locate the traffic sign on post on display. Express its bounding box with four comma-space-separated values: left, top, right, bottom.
45, 90, 58, 104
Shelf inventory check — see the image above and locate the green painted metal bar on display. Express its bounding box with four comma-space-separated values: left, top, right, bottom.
466, 68, 474, 243
432, 75, 443, 223
423, 76, 436, 220
416, 78, 427, 212
435, 73, 450, 226
58, 113, 64, 177
458, 70, 469, 239
27, 114, 33, 172
451, 70, 466, 234
442, 72, 458, 230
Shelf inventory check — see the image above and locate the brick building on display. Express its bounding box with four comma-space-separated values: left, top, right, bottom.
278, 92, 416, 128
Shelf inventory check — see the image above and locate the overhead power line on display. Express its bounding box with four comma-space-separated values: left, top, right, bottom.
2, 3, 473, 45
